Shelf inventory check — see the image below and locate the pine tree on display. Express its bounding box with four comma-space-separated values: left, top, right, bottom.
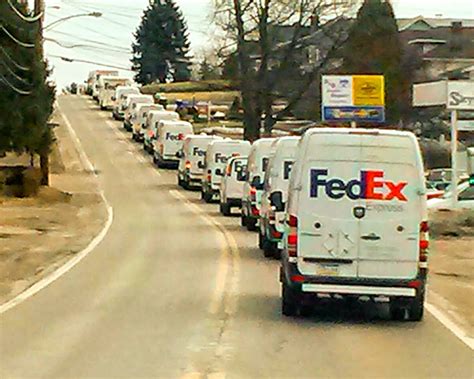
0, 1, 55, 182
341, 0, 409, 124
132, 0, 191, 85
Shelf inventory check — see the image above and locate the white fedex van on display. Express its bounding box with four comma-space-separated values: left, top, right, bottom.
259, 137, 300, 258
113, 86, 139, 120
220, 156, 249, 216
98, 76, 131, 110
154, 121, 194, 168
280, 128, 428, 321
201, 140, 251, 203
132, 103, 164, 141
143, 110, 180, 153
177, 135, 222, 189
123, 95, 154, 132
241, 138, 275, 231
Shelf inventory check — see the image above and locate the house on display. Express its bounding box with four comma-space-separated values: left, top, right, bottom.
398, 16, 474, 80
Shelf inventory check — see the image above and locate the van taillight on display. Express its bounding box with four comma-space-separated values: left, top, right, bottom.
178, 133, 184, 140
226, 165, 232, 176
287, 215, 298, 257
185, 161, 191, 170
207, 170, 212, 182
419, 221, 429, 264
250, 187, 257, 202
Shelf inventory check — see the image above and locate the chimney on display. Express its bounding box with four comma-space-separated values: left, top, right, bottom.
450, 21, 463, 51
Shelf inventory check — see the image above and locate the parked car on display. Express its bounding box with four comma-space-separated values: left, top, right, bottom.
123, 94, 154, 132
219, 156, 249, 216
241, 138, 275, 231
131, 103, 164, 142
259, 137, 300, 258
177, 135, 222, 189
153, 120, 194, 168
281, 128, 428, 321
428, 181, 474, 209
113, 86, 140, 120
201, 140, 251, 203
426, 168, 467, 191
98, 76, 131, 110
143, 110, 180, 154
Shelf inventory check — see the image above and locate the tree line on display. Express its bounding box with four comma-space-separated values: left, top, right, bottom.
0, 0, 55, 184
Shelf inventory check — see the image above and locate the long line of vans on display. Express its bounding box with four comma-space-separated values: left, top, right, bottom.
89, 82, 430, 322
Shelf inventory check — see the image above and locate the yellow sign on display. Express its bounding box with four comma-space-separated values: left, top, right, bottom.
353, 75, 385, 106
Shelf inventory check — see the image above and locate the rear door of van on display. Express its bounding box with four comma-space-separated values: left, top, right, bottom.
297, 132, 422, 280
357, 133, 422, 280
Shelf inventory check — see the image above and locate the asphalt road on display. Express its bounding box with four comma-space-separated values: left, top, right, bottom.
1, 95, 472, 379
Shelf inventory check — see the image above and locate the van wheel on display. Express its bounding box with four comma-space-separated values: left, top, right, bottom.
282, 283, 298, 317
258, 230, 264, 250
241, 215, 247, 227
221, 203, 231, 216
203, 191, 213, 203
246, 218, 257, 232
389, 302, 406, 321
263, 239, 275, 258
408, 289, 425, 322
178, 177, 184, 187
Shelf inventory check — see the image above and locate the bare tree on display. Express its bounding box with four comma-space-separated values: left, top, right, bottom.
214, 0, 358, 140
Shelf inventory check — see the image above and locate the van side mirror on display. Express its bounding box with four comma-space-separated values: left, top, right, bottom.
111, 96, 116, 101
251, 175, 263, 190
176, 151, 184, 158
270, 191, 284, 212
198, 161, 205, 169
215, 168, 223, 176
237, 170, 248, 182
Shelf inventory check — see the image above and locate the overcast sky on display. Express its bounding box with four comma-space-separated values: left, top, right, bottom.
36, 0, 474, 89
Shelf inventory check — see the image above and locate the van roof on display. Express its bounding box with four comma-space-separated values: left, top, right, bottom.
160, 120, 192, 127
209, 139, 251, 147
304, 127, 415, 139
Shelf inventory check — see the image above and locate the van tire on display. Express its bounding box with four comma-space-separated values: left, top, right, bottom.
408, 289, 425, 322
203, 191, 213, 203
389, 303, 406, 321
263, 239, 275, 258
258, 230, 264, 249
221, 203, 231, 216
246, 219, 257, 232
282, 283, 298, 317
241, 215, 247, 227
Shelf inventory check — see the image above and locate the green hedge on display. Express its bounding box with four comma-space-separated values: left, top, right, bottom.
141, 80, 238, 94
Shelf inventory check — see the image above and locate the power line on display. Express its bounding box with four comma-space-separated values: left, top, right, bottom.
6, 0, 44, 23
0, 73, 32, 95
0, 46, 30, 71
0, 25, 35, 48
48, 30, 131, 52
47, 54, 133, 71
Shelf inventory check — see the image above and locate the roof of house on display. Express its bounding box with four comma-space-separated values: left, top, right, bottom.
397, 16, 474, 31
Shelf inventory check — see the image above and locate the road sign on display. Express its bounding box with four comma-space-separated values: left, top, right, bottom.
322, 75, 385, 123
323, 106, 385, 123
353, 75, 385, 106
447, 81, 474, 110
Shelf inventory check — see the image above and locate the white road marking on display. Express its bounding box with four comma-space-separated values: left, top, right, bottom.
0, 104, 114, 315
426, 300, 474, 350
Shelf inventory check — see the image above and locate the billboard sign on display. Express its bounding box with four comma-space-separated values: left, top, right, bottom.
322, 75, 385, 122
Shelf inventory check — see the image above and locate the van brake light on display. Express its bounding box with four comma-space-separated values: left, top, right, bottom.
287, 214, 298, 257
185, 161, 192, 170
419, 221, 429, 264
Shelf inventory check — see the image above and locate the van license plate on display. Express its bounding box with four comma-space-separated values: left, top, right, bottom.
316, 264, 339, 277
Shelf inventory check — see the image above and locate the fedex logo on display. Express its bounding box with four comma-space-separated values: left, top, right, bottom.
166, 133, 184, 141
193, 147, 206, 157
215, 153, 229, 164
310, 169, 408, 202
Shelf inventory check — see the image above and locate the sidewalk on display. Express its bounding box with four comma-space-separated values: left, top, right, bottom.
0, 111, 107, 305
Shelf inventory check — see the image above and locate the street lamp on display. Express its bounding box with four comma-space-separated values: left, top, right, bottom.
44, 12, 102, 31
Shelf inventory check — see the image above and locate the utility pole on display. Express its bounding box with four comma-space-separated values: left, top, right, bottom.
34, 0, 50, 185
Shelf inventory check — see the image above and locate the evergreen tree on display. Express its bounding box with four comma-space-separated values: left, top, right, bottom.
132, 0, 191, 84
0, 0, 55, 169
341, 0, 411, 124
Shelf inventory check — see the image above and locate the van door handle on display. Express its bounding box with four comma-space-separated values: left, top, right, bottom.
361, 233, 381, 241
